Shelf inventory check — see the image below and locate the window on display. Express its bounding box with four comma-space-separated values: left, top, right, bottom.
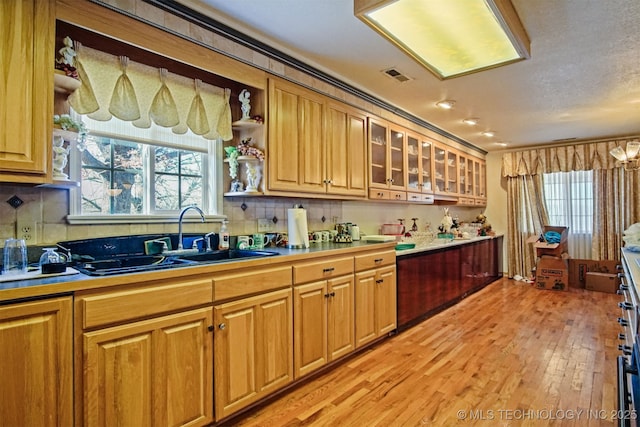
542, 170, 593, 258
68, 115, 223, 224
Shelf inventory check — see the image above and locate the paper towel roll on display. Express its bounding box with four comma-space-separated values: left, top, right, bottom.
287, 208, 309, 248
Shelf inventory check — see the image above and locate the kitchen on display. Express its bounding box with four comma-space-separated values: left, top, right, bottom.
1, 0, 639, 426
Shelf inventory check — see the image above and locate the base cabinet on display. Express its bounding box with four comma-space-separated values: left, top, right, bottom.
0, 297, 72, 427
293, 274, 355, 378
213, 288, 293, 421
83, 307, 213, 427
354, 264, 397, 348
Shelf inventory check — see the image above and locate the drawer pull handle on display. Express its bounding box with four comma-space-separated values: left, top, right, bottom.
619, 344, 632, 355
376, 279, 384, 284
619, 302, 634, 310
323, 267, 335, 273
618, 317, 629, 326
619, 284, 629, 291
619, 333, 627, 340
374, 258, 383, 263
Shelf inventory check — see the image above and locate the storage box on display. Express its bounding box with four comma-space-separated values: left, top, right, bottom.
535, 256, 569, 291
568, 259, 620, 288
585, 271, 620, 293
527, 226, 569, 258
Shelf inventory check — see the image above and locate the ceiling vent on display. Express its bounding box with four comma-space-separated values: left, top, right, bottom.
382, 67, 412, 83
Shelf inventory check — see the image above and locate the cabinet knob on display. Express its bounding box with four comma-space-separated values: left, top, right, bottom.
618, 317, 629, 326
376, 279, 384, 284
324, 293, 331, 298
218, 323, 226, 330
619, 302, 634, 311
619, 333, 627, 340
330, 291, 336, 297
207, 325, 214, 332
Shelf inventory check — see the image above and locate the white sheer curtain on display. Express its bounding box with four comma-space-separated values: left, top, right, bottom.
542, 170, 593, 259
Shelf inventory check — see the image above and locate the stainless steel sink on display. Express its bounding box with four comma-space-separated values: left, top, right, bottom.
178, 249, 279, 263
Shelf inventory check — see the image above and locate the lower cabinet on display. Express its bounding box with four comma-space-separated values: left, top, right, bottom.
354, 250, 397, 348
293, 274, 355, 378
0, 296, 72, 427
82, 307, 214, 427
213, 288, 293, 421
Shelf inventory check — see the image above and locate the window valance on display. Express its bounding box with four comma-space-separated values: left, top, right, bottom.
69, 43, 233, 141
502, 138, 639, 177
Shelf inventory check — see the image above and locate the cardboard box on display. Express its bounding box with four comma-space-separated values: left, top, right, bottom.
585, 271, 620, 293
535, 256, 569, 291
568, 259, 620, 288
527, 226, 569, 258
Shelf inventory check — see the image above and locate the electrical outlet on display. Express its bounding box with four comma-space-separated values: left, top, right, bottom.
17, 220, 37, 243
257, 219, 271, 232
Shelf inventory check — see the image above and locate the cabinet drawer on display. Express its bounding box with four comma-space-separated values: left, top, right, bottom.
369, 189, 389, 200
79, 279, 213, 329
389, 190, 407, 201
293, 257, 353, 284
214, 266, 292, 301
354, 250, 396, 271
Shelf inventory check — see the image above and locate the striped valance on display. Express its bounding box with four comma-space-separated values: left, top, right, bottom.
502, 137, 640, 177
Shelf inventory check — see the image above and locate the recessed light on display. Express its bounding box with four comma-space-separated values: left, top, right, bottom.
436, 100, 456, 109
495, 141, 509, 147
463, 118, 479, 125
481, 131, 495, 137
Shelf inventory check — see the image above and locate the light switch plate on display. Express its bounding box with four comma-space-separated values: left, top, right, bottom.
257, 219, 271, 232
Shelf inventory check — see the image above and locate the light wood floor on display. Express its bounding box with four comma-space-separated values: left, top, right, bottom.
230, 278, 622, 427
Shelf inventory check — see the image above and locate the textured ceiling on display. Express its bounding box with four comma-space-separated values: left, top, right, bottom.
177, 0, 640, 152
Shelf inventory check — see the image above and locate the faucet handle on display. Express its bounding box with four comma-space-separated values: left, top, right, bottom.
191, 238, 205, 250
204, 232, 216, 251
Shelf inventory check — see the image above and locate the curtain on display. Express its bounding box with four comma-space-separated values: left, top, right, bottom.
593, 168, 640, 260
506, 174, 549, 278
69, 43, 233, 142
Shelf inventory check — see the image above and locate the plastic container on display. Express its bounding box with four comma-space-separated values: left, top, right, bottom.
350, 224, 360, 241
381, 224, 404, 235
218, 220, 230, 250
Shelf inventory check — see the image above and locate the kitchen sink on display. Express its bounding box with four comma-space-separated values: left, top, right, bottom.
72, 255, 194, 276
178, 249, 279, 263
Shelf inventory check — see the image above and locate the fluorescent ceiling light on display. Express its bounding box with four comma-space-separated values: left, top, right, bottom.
355, 0, 530, 80
463, 118, 479, 125
481, 131, 495, 137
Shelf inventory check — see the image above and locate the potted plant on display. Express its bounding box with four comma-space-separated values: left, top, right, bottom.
53, 114, 87, 150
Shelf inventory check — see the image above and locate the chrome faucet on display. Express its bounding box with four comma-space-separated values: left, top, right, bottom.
177, 205, 205, 250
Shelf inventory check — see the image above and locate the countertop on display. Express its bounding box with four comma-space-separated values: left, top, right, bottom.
0, 240, 396, 303
394, 234, 503, 257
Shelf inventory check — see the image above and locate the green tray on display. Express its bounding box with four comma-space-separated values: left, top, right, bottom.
395, 243, 416, 250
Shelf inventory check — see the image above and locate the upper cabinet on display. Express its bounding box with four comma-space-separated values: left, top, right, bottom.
0, 0, 54, 183
368, 117, 406, 200
433, 142, 459, 197
267, 77, 367, 198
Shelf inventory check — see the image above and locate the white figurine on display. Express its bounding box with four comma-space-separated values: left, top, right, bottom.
56, 36, 76, 67
239, 89, 251, 120
440, 208, 453, 234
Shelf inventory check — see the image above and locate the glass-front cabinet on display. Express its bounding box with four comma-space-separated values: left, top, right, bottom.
406, 133, 420, 193
368, 118, 406, 193
420, 137, 433, 192
433, 142, 459, 195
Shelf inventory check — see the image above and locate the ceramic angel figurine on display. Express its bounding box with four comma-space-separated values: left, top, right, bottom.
239, 89, 251, 120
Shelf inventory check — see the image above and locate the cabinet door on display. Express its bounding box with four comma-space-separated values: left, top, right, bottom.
326, 102, 367, 197
294, 281, 328, 378
433, 144, 446, 194
406, 132, 420, 193
214, 289, 292, 420
327, 275, 355, 361
83, 308, 213, 427
420, 138, 433, 193
0, 0, 53, 182
268, 78, 324, 193
368, 118, 388, 188
354, 270, 377, 348
376, 265, 397, 336
388, 124, 406, 190
0, 297, 72, 427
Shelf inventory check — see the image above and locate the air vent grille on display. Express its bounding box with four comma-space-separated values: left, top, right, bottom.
382, 67, 412, 83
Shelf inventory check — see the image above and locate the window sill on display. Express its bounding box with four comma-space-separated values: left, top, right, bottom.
66, 214, 226, 225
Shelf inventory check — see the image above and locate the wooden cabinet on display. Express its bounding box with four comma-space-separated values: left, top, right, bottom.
267, 78, 367, 198
475, 158, 487, 205
213, 288, 293, 420
76, 278, 214, 427
325, 101, 367, 197
433, 142, 459, 195
0, 297, 72, 427
0, 0, 54, 183
83, 308, 213, 427
268, 78, 324, 193
457, 155, 487, 206
293, 256, 355, 378
368, 117, 406, 198
354, 251, 397, 348
396, 237, 502, 329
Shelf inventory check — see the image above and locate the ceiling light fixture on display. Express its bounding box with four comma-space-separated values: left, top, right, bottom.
482, 131, 495, 137
463, 118, 479, 126
436, 100, 456, 109
355, 0, 531, 80
610, 140, 640, 171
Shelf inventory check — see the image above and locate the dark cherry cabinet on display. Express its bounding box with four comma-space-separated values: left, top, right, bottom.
397, 237, 501, 329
